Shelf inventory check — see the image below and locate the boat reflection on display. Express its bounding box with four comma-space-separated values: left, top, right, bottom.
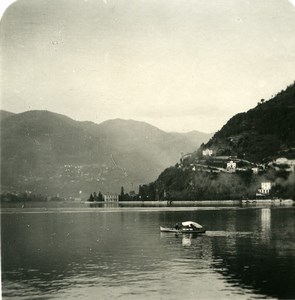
182, 234, 193, 246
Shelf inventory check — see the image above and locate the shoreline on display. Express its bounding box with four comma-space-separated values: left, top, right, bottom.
85, 199, 294, 205
1, 199, 294, 214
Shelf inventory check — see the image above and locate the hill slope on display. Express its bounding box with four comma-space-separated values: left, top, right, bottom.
0, 111, 211, 198
198, 82, 295, 162
146, 82, 295, 201
0, 110, 15, 121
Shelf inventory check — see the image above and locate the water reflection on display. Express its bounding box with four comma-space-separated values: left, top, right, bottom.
2, 206, 295, 299
260, 208, 271, 243
209, 208, 295, 299
182, 235, 192, 246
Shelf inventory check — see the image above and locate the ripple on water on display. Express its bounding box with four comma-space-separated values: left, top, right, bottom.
2, 206, 295, 299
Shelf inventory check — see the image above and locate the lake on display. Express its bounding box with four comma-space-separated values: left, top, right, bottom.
1, 202, 295, 299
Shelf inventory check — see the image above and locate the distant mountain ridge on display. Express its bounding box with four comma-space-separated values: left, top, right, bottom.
0, 110, 15, 121
0, 110, 212, 198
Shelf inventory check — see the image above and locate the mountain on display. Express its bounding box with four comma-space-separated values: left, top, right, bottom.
0, 110, 15, 121
170, 130, 213, 153
145, 82, 295, 201
0, 110, 211, 198
197, 82, 295, 162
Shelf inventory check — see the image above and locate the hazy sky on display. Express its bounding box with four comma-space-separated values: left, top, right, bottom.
1, 0, 295, 133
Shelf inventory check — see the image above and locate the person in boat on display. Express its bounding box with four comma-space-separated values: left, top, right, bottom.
190, 224, 197, 230
174, 223, 180, 230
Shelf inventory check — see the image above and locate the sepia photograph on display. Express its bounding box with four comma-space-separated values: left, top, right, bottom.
1, 0, 295, 299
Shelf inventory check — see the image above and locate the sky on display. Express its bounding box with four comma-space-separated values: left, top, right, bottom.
1, 0, 295, 133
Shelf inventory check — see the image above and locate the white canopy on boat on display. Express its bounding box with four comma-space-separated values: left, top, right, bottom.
182, 221, 203, 228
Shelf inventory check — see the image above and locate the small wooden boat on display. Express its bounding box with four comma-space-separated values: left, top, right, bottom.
160, 226, 206, 234
160, 221, 206, 234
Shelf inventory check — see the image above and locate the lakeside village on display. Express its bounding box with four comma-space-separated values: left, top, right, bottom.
1, 149, 295, 204
182, 148, 295, 202
82, 149, 295, 202
86, 148, 295, 203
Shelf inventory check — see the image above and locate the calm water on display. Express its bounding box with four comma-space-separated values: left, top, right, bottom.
1, 203, 295, 299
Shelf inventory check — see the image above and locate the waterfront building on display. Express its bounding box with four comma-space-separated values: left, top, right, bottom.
103, 194, 119, 202
258, 182, 272, 195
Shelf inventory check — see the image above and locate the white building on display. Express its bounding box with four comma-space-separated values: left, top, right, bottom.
252, 167, 259, 174
103, 194, 119, 202
226, 160, 236, 172
202, 149, 213, 156
274, 158, 295, 172
287, 159, 295, 172
275, 157, 288, 164
258, 182, 272, 195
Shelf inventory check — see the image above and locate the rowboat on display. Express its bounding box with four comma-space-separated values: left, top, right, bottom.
160, 226, 206, 234
160, 221, 206, 234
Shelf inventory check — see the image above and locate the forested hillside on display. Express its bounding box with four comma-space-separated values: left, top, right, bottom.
199, 82, 295, 162
144, 82, 295, 201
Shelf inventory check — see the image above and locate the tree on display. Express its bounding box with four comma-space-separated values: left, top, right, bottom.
98, 192, 103, 202
93, 192, 98, 201
88, 193, 94, 202
118, 186, 125, 201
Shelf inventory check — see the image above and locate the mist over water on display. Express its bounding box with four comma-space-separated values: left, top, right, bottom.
2, 204, 295, 299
